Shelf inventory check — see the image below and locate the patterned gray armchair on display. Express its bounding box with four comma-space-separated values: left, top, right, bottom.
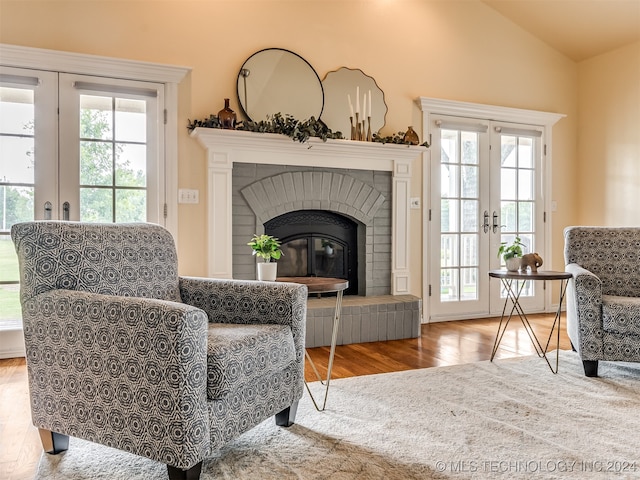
11, 221, 307, 480
564, 226, 640, 377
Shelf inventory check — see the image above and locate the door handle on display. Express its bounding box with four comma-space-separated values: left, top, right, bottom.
44, 201, 52, 220
492, 211, 505, 233
483, 210, 490, 234
62, 202, 70, 221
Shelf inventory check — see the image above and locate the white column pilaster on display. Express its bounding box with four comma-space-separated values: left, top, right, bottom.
392, 159, 411, 294
207, 150, 233, 278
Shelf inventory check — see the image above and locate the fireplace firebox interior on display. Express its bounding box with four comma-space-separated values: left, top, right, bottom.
265, 210, 358, 295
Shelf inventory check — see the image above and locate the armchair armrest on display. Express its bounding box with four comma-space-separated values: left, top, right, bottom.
22, 289, 209, 470
179, 277, 308, 355
565, 263, 604, 358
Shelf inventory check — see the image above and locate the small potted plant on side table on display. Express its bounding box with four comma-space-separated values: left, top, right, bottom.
498, 236, 525, 272
248, 234, 283, 281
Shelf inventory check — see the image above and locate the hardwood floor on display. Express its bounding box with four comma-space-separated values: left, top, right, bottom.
0, 356, 41, 480
304, 313, 571, 380
0, 313, 569, 480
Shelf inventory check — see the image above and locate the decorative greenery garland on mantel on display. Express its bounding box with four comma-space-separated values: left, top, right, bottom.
371, 131, 429, 147
187, 113, 429, 147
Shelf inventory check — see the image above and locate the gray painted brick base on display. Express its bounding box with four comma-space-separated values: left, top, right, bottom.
305, 295, 422, 348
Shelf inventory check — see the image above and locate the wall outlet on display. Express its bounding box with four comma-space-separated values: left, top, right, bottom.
178, 189, 199, 204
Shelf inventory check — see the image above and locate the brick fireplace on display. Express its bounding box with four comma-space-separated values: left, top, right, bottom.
234, 165, 391, 296
192, 128, 423, 346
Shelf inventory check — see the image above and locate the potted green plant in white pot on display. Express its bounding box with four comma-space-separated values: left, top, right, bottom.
321, 238, 334, 255
498, 236, 525, 272
247, 234, 283, 281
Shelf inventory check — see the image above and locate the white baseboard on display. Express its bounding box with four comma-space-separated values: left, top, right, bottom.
0, 329, 25, 359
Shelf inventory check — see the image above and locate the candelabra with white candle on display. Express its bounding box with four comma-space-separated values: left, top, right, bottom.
347, 87, 373, 141
348, 94, 356, 140
367, 89, 372, 141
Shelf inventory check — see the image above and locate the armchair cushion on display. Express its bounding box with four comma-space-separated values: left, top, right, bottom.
179, 276, 307, 396
602, 295, 640, 336
206, 323, 296, 400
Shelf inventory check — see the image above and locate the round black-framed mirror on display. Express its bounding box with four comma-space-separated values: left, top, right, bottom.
236, 48, 324, 122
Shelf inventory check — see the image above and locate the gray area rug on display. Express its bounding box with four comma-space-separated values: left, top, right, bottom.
35, 351, 640, 479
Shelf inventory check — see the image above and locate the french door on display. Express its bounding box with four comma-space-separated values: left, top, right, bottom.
429, 115, 545, 321
0, 66, 166, 356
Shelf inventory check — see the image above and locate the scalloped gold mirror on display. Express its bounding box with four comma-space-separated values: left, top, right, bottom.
321, 67, 387, 138
236, 48, 324, 122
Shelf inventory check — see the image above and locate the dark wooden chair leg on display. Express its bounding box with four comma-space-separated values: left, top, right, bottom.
275, 401, 298, 427
583, 360, 598, 377
167, 461, 203, 480
38, 428, 69, 454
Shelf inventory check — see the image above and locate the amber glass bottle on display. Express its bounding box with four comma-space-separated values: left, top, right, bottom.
218, 98, 236, 129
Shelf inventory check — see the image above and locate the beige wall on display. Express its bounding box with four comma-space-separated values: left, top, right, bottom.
0, 0, 579, 295
577, 41, 640, 226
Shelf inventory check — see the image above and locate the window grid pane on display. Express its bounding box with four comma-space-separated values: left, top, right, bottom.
441, 234, 459, 267
80, 187, 113, 222
461, 131, 479, 165
440, 268, 459, 302
460, 267, 478, 300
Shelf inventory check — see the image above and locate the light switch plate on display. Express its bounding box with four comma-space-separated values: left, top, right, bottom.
178, 189, 199, 204
410, 197, 421, 209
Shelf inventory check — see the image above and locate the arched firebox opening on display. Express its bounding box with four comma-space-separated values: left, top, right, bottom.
265, 209, 358, 295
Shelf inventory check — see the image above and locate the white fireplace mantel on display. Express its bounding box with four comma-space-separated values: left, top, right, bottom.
191, 127, 425, 294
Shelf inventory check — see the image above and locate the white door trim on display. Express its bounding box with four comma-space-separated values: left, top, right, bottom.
416, 97, 565, 323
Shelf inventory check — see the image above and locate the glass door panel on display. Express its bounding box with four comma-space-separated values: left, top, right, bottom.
430, 117, 490, 320
78, 95, 148, 223
59, 74, 163, 224
0, 67, 57, 355
490, 125, 544, 314
439, 130, 481, 302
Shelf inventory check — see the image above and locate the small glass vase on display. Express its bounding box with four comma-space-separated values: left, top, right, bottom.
403, 126, 419, 145
218, 98, 236, 129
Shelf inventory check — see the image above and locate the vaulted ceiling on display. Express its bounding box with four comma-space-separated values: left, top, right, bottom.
481, 0, 640, 61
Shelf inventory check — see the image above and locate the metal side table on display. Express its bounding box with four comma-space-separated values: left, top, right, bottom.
277, 276, 348, 411
488, 269, 571, 373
